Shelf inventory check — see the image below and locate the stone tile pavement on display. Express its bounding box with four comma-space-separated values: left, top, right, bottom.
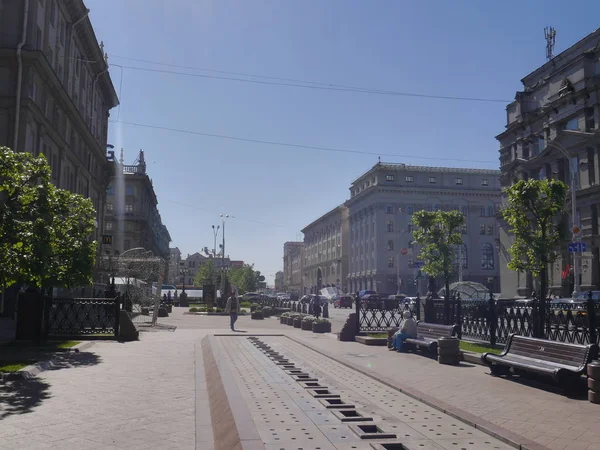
0, 328, 202, 449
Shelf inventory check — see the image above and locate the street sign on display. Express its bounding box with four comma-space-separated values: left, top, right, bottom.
572, 225, 581, 235
415, 270, 424, 280
400, 248, 408, 255
568, 242, 587, 253
413, 261, 425, 268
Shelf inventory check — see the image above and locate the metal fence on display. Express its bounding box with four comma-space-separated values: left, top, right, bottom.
355, 297, 420, 332
45, 297, 120, 337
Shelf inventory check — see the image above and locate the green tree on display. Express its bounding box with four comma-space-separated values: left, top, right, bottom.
412, 210, 465, 324
502, 179, 568, 337
0, 147, 98, 290
228, 264, 258, 294
194, 259, 218, 286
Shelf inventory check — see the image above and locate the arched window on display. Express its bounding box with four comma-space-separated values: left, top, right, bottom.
487, 206, 494, 217
480, 206, 486, 217
481, 244, 494, 270
455, 244, 468, 269
387, 240, 394, 251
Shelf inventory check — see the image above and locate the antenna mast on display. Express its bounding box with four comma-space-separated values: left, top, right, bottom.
544, 26, 556, 61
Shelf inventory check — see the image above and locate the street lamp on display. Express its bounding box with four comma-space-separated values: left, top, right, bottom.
220, 214, 233, 300
180, 268, 189, 293
211, 224, 220, 286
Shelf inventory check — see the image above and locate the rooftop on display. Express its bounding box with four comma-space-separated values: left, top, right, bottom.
301, 204, 347, 234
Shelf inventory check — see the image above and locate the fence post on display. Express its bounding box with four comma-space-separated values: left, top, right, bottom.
588, 290, 597, 345
415, 294, 421, 321
455, 293, 462, 339
488, 292, 497, 346
355, 297, 361, 333
114, 297, 120, 338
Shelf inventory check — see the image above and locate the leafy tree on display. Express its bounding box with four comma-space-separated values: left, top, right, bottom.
502, 179, 568, 337
412, 210, 465, 324
229, 264, 258, 294
194, 259, 220, 286
0, 147, 97, 291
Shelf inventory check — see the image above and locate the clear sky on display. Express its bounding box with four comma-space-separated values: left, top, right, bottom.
86, 0, 600, 284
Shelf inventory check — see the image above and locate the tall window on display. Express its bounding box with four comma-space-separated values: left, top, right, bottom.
106, 185, 114, 195
106, 203, 113, 211
105, 221, 113, 230
461, 206, 468, 216
455, 244, 467, 269
481, 244, 494, 270
487, 225, 494, 235
434, 204, 440, 211
126, 185, 135, 195
387, 220, 394, 232
487, 206, 494, 217
125, 204, 134, 213
387, 240, 394, 251
386, 204, 394, 214
388, 257, 394, 268
386, 174, 395, 182
407, 204, 414, 214
480, 206, 486, 217
480, 224, 486, 235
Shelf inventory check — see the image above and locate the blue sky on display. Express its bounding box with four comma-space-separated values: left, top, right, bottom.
87, 0, 600, 284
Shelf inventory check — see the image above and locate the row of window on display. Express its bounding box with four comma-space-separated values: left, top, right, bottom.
385, 174, 490, 186
385, 204, 496, 216
383, 244, 494, 270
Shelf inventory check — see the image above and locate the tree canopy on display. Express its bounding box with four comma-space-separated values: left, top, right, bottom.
0, 147, 97, 289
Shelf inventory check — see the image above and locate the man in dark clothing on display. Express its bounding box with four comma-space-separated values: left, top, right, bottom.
225, 292, 240, 331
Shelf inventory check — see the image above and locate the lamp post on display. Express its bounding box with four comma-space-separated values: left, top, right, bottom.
211, 224, 220, 286
220, 214, 233, 301
180, 268, 188, 293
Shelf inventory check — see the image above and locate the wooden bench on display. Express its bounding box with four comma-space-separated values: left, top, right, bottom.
481, 334, 599, 389
402, 322, 458, 355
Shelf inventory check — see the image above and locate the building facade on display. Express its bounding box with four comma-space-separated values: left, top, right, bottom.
178, 252, 207, 287
345, 162, 502, 296
166, 247, 181, 285
301, 206, 350, 294
274, 271, 284, 292
0, 0, 119, 270
283, 241, 304, 295
103, 150, 171, 262
497, 29, 600, 298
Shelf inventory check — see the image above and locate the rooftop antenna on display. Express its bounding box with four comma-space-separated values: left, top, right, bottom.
544, 26, 556, 61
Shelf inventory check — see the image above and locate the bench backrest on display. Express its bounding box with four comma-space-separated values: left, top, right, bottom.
416, 322, 457, 340
506, 334, 596, 369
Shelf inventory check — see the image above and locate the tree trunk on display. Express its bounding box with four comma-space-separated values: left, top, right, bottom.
444, 272, 450, 325
538, 264, 547, 339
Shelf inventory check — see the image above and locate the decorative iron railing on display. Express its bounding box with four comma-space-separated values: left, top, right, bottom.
355, 298, 420, 332
46, 297, 120, 337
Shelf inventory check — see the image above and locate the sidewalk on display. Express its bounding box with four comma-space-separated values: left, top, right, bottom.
247, 316, 600, 450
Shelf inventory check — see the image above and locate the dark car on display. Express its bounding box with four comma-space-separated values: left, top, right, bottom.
334, 296, 352, 309
362, 294, 382, 309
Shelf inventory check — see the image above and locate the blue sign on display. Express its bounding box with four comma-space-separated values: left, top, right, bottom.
413, 261, 425, 268
568, 242, 587, 253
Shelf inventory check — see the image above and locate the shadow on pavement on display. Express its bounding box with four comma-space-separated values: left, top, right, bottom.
45, 351, 102, 371
0, 378, 51, 419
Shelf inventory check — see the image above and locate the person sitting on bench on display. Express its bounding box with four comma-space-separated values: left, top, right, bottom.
391, 311, 417, 351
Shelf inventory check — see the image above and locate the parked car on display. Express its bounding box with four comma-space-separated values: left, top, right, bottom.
334, 296, 353, 309
362, 294, 382, 309
358, 290, 377, 298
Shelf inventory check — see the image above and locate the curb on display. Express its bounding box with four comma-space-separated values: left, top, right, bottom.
0, 341, 97, 381
286, 335, 548, 450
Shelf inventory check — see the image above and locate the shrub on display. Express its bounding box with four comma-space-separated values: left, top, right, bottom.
281, 312, 291, 318
189, 307, 199, 312
240, 301, 252, 308
314, 318, 331, 325
250, 303, 259, 312
262, 306, 273, 317
302, 315, 317, 323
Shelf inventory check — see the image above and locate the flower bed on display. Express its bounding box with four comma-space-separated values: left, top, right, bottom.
312, 318, 331, 334
280, 312, 291, 324
301, 315, 316, 331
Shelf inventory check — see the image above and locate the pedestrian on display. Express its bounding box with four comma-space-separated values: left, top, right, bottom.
390, 310, 417, 352
167, 291, 172, 304
313, 296, 322, 319
225, 291, 240, 331
163, 293, 167, 304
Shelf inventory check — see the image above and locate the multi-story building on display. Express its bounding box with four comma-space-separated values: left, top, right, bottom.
497, 29, 600, 297
283, 241, 304, 295
103, 149, 171, 262
301, 205, 350, 294
166, 247, 181, 285
274, 271, 284, 292
0, 0, 119, 261
345, 162, 502, 296
178, 252, 207, 287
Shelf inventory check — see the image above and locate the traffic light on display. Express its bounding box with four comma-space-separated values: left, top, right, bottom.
102, 235, 113, 245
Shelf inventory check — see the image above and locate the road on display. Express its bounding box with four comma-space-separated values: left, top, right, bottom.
325, 303, 354, 332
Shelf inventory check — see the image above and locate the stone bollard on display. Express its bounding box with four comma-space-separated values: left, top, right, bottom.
437, 337, 460, 365
588, 361, 600, 404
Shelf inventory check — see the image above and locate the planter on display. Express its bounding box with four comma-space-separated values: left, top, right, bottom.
312, 322, 331, 334
293, 318, 303, 328
301, 321, 313, 331
287, 317, 296, 326
251, 311, 264, 320
280, 316, 287, 324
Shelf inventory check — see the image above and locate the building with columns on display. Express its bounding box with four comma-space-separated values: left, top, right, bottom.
497, 28, 600, 297
345, 162, 501, 296
301, 205, 350, 294
283, 241, 304, 296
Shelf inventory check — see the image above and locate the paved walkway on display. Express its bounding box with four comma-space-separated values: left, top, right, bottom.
1, 308, 599, 450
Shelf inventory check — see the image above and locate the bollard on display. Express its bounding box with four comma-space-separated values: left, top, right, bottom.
588, 360, 600, 404
437, 337, 460, 365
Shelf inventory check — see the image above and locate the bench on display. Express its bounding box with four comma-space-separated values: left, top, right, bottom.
481, 334, 599, 389
402, 322, 459, 355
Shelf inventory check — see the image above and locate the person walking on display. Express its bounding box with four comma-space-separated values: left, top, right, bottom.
313, 296, 322, 319
225, 291, 240, 331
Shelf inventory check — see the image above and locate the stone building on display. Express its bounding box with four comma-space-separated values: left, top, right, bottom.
166, 247, 181, 285
497, 29, 600, 297
274, 271, 284, 292
0, 0, 119, 262
283, 241, 304, 296
345, 162, 501, 296
103, 150, 171, 262
301, 206, 350, 294
178, 252, 207, 287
